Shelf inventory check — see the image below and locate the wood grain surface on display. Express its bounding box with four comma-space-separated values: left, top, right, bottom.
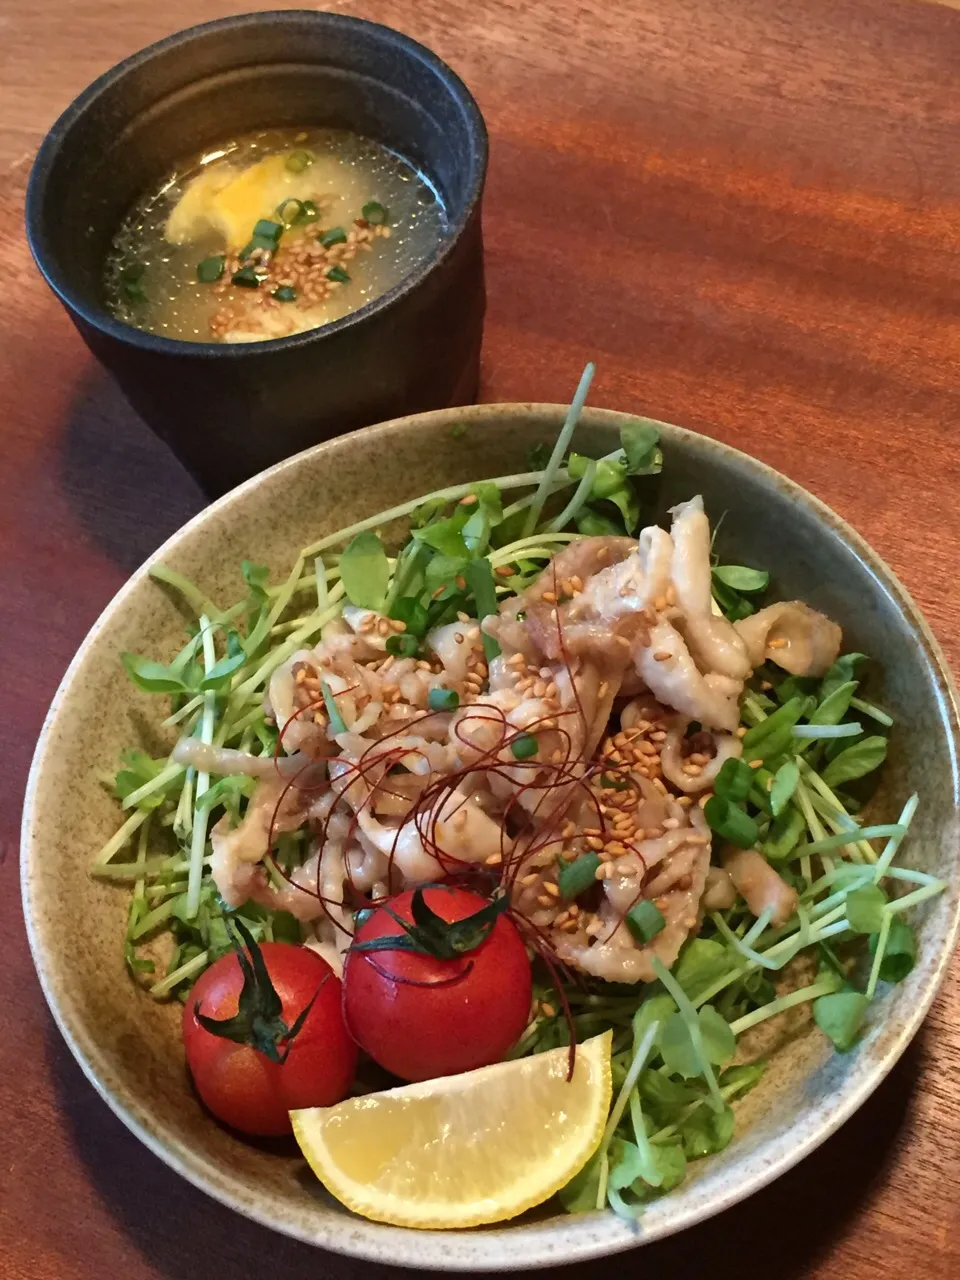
3, 0, 960, 1276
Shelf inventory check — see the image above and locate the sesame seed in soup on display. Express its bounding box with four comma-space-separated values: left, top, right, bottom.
103, 127, 448, 344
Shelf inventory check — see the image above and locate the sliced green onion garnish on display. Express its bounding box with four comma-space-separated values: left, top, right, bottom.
272, 285, 297, 303
239, 236, 273, 260
231, 266, 261, 289
286, 149, 315, 173
428, 687, 460, 711
627, 899, 666, 943
362, 200, 388, 225
557, 853, 601, 900
275, 199, 307, 226
320, 226, 347, 247
120, 262, 147, 303
385, 633, 418, 658
196, 255, 225, 283
253, 219, 284, 243
703, 796, 757, 848
327, 265, 351, 284
511, 733, 538, 760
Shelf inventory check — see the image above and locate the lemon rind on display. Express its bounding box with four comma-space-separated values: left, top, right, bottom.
291, 1032, 612, 1230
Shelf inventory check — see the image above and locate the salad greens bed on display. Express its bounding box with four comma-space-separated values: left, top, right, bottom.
92, 363, 944, 1217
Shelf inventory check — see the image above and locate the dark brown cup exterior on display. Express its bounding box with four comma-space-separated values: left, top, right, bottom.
26, 10, 488, 496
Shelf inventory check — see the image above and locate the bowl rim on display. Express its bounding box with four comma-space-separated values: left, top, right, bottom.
24, 8, 488, 359
20, 402, 960, 1270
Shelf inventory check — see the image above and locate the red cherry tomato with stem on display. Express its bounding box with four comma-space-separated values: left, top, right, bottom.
343, 886, 532, 1082
183, 928, 357, 1137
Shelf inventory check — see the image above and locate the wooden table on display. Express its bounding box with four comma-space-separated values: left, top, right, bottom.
3, 0, 960, 1275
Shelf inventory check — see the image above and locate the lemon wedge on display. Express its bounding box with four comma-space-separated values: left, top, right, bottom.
291, 1031, 612, 1229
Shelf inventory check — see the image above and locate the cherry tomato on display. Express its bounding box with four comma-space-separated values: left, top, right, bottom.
342, 887, 532, 1082
183, 942, 357, 1136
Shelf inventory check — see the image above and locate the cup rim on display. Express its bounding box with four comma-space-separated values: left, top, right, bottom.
24, 8, 488, 359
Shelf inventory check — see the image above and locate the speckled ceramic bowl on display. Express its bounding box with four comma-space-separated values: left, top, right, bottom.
21, 405, 960, 1270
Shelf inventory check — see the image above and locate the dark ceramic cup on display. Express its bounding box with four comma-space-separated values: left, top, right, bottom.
25, 11, 487, 496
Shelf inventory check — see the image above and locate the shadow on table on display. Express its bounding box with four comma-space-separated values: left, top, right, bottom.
49, 1017, 927, 1280
59, 368, 204, 574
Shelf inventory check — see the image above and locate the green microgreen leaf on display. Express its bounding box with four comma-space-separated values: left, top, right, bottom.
567, 453, 641, 532
813, 990, 870, 1052
121, 652, 195, 694
775, 674, 818, 705
769, 761, 800, 816
821, 653, 868, 700
388, 595, 429, 638
199, 631, 246, 689
712, 565, 770, 593
679, 1102, 736, 1159
711, 576, 756, 622
558, 1154, 604, 1213
113, 750, 174, 811
672, 939, 730, 999
658, 1003, 735, 1077
870, 918, 916, 984
845, 884, 888, 934
575, 506, 626, 537
414, 510, 471, 558
821, 736, 888, 788
424, 554, 469, 597
697, 1005, 737, 1064
619, 419, 662, 474
741, 695, 810, 757
339, 530, 391, 610
810, 680, 858, 726
195, 773, 255, 815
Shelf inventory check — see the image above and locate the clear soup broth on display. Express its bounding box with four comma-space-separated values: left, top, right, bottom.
103, 127, 447, 344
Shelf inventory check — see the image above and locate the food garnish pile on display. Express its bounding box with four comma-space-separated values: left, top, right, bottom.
95, 366, 942, 1228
